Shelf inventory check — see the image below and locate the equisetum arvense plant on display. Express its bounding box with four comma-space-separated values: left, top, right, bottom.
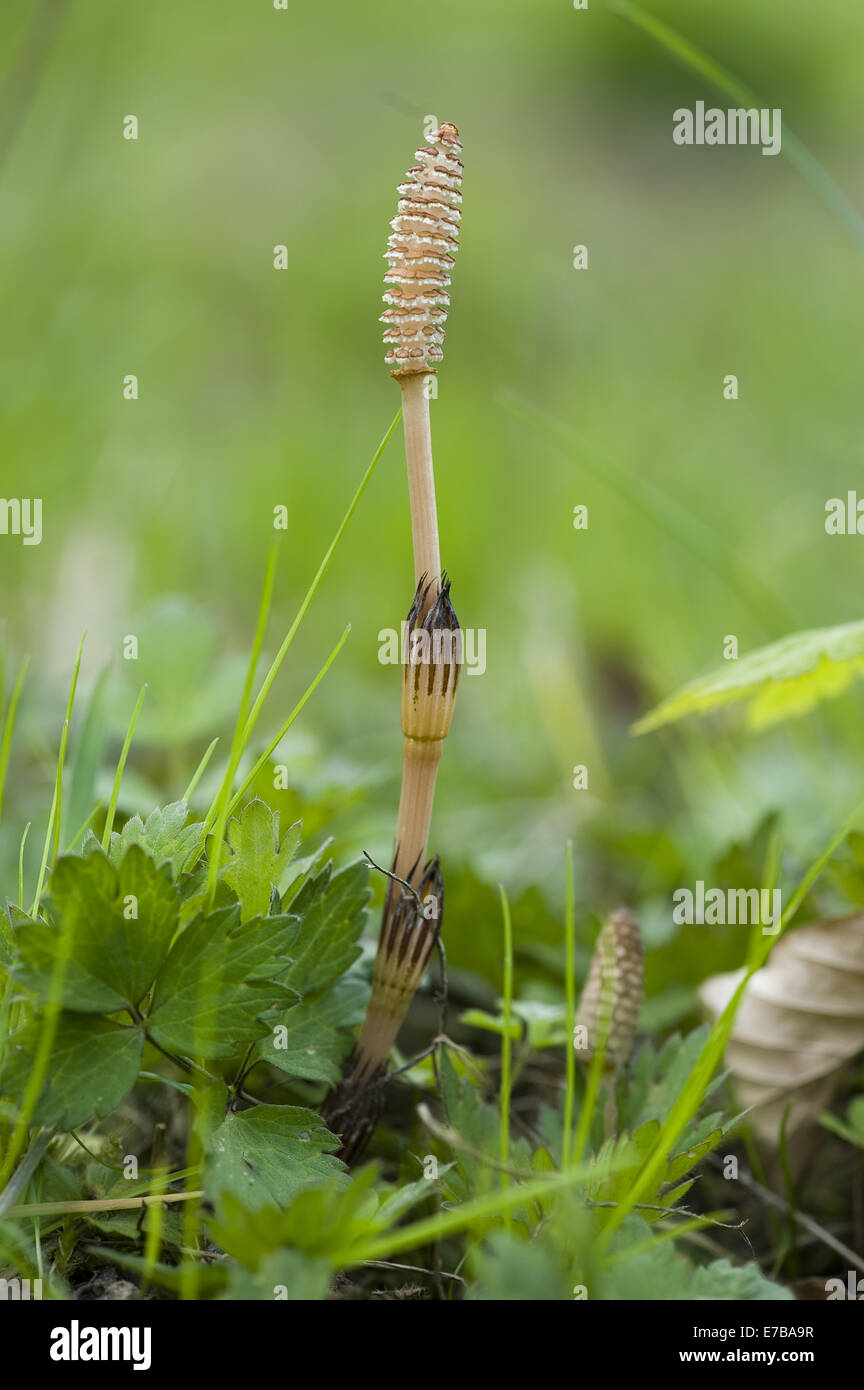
575, 908, 644, 1135
324, 122, 464, 1160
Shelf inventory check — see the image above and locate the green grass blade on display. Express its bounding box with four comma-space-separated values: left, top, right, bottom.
498, 885, 514, 1222
759, 806, 860, 956
30, 636, 85, 915
339, 1155, 620, 1268
224, 624, 351, 820
0, 820, 29, 1068
140, 1162, 168, 1293
64, 665, 109, 850
561, 840, 577, 1167
236, 411, 401, 757
0, 656, 29, 824
101, 684, 147, 851
17, 820, 30, 909
2, 838, 82, 1189
198, 412, 398, 869
65, 799, 106, 854
204, 545, 278, 905
0, 1129, 54, 1218
182, 737, 219, 803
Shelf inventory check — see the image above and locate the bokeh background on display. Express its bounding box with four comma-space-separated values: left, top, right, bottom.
2, 0, 864, 1009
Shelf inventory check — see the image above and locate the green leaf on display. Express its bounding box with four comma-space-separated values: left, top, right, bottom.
0, 1014, 143, 1129
622, 1028, 720, 1133
438, 1048, 532, 1208
0, 906, 19, 966
283, 861, 369, 995
470, 1230, 571, 1300
633, 619, 864, 734
374, 1169, 451, 1227
146, 904, 297, 1059
460, 1008, 522, 1041
209, 1167, 380, 1266
589, 1122, 661, 1207
656, 1178, 695, 1216
254, 978, 367, 1084
601, 1215, 792, 1300
219, 800, 301, 921
84, 1205, 184, 1249
11, 916, 123, 1013
209, 1165, 433, 1272
203, 1104, 344, 1211
662, 1126, 724, 1189
605, 1029, 728, 1205
820, 1095, 864, 1149
221, 1249, 331, 1301
111, 800, 202, 877
13, 846, 179, 1013
461, 999, 567, 1049
689, 1258, 794, 1301
191, 1078, 231, 1148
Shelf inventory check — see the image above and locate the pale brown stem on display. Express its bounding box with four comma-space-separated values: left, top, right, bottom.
351, 738, 441, 1077
399, 373, 441, 592
392, 737, 442, 887
330, 372, 450, 1127
353, 997, 407, 1086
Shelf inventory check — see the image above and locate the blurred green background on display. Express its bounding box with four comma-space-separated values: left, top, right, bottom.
2, 0, 864, 1003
